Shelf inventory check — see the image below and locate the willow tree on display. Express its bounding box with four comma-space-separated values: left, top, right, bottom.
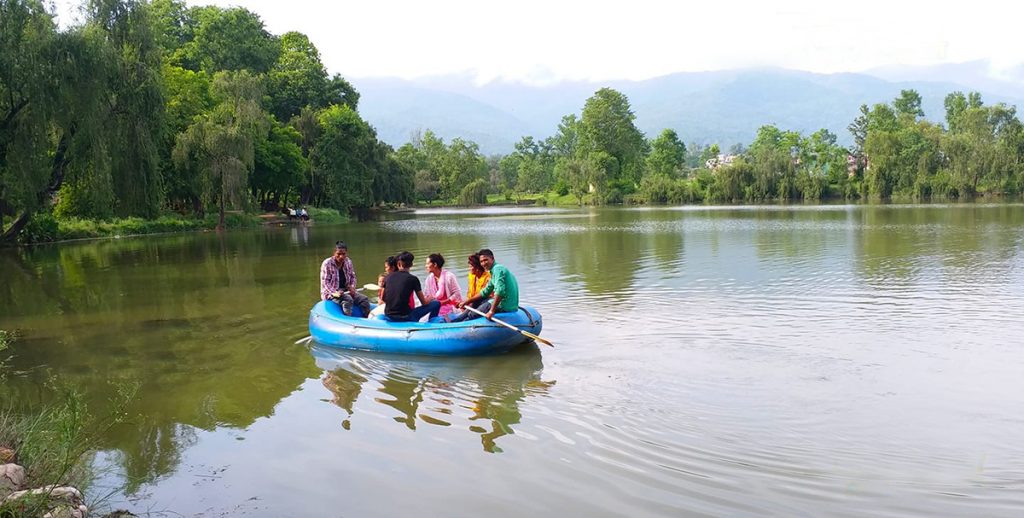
172, 70, 267, 229
1, 0, 167, 243
0, 0, 106, 243
69, 0, 165, 219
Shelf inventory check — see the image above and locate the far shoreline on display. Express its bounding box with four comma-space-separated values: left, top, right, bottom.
5, 195, 1021, 248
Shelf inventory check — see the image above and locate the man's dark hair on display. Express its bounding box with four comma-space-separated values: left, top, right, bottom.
385, 255, 398, 270
335, 241, 348, 251
477, 248, 494, 259
398, 251, 414, 268
428, 253, 445, 268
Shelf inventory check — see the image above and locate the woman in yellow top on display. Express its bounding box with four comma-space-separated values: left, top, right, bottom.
448, 254, 491, 322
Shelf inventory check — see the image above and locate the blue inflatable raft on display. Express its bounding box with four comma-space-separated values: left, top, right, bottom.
308, 301, 544, 355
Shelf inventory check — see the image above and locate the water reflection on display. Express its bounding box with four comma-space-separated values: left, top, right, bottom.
313, 344, 554, 453
0, 230, 324, 491
2, 203, 1024, 515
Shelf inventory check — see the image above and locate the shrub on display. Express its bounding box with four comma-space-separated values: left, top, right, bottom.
602, 187, 624, 204
552, 180, 570, 196
306, 207, 347, 224
20, 213, 59, 243
458, 179, 489, 206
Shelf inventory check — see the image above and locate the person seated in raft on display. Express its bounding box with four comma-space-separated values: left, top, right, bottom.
369, 255, 404, 318
424, 253, 463, 319
382, 251, 440, 322
457, 248, 519, 321
320, 240, 371, 317
448, 253, 492, 322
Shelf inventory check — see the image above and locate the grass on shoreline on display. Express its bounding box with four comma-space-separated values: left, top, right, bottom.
2, 206, 350, 246
0, 384, 137, 517
15, 207, 345, 245
18, 213, 262, 244
0, 329, 137, 516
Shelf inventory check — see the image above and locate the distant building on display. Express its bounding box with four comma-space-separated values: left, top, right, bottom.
705, 154, 739, 170
847, 153, 868, 177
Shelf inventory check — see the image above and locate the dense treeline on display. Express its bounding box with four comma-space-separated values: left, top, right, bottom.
4, 0, 1024, 244
1, 0, 419, 243
493, 88, 1024, 205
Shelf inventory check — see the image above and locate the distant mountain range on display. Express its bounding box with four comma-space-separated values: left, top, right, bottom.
350, 61, 1024, 155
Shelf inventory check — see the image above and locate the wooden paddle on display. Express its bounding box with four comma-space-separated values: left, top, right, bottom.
463, 306, 553, 347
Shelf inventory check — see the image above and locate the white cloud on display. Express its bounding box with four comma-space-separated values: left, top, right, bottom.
49, 0, 1024, 83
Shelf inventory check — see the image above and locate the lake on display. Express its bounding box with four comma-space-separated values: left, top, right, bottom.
2, 203, 1023, 516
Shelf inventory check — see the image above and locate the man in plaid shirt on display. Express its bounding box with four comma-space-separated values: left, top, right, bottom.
320, 241, 371, 317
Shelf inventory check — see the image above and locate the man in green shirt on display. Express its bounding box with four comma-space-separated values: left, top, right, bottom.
459, 248, 519, 320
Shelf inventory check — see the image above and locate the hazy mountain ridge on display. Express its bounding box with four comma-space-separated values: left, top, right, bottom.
352, 64, 1024, 155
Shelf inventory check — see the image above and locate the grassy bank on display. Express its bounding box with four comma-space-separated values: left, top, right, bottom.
305, 207, 347, 223
17, 213, 262, 244
417, 192, 584, 208
0, 330, 135, 516
2, 206, 351, 246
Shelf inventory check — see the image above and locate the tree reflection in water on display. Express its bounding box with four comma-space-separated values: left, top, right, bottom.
314, 344, 554, 453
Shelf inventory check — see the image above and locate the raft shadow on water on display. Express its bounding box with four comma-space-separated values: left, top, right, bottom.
310, 343, 555, 453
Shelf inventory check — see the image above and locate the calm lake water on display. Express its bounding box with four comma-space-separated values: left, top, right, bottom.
2, 204, 1023, 516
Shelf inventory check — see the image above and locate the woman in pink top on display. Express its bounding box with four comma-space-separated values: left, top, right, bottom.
424, 253, 463, 317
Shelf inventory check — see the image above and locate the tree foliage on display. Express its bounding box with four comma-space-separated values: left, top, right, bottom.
645, 129, 687, 178
578, 88, 648, 186
5, 0, 1024, 243
172, 70, 267, 228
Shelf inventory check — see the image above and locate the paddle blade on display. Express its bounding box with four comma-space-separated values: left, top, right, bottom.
524, 331, 554, 347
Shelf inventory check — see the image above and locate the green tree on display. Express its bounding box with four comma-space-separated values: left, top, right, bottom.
148, 0, 190, 56
395, 131, 445, 203
940, 96, 1023, 196
310, 104, 376, 210
944, 92, 968, 133
497, 153, 521, 193
414, 170, 439, 203
267, 31, 331, 122
372, 148, 414, 205
862, 97, 941, 199
578, 88, 648, 186
437, 138, 487, 199
458, 178, 489, 205
181, 6, 279, 74
547, 114, 580, 158
801, 129, 848, 188
556, 156, 599, 205
324, 75, 360, 112
161, 64, 213, 213
172, 70, 268, 228
509, 136, 554, 194
2, 0, 167, 241
707, 160, 753, 203
252, 121, 306, 209
698, 143, 721, 166
289, 105, 321, 205
1, 0, 88, 242
893, 89, 924, 119
645, 129, 687, 178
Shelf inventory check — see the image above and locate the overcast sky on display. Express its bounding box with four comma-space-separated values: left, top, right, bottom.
52, 0, 1024, 85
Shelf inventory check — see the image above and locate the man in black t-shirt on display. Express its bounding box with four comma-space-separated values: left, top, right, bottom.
383, 251, 441, 321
